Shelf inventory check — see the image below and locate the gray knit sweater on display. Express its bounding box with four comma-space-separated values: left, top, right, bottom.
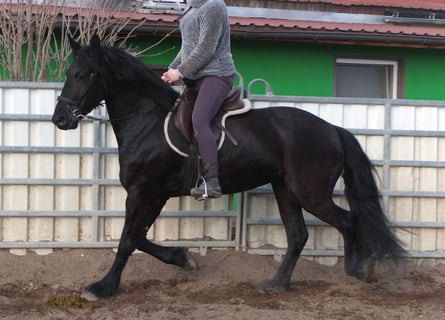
169, 0, 236, 80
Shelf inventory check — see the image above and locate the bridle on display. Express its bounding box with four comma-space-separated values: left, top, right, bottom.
57, 72, 103, 121
56, 69, 163, 123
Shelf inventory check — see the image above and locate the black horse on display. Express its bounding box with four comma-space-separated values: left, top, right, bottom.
52, 35, 405, 299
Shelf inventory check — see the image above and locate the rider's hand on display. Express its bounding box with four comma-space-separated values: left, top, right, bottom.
161, 69, 182, 84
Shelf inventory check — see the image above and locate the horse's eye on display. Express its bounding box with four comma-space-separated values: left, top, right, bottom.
75, 72, 86, 81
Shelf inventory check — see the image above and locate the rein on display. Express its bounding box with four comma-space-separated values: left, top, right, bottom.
57, 70, 173, 123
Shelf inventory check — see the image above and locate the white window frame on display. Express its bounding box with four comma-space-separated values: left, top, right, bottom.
335, 58, 399, 99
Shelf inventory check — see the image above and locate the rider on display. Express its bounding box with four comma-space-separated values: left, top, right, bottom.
162, 0, 236, 200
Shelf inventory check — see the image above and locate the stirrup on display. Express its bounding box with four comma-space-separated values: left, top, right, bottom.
191, 176, 222, 201
194, 176, 209, 200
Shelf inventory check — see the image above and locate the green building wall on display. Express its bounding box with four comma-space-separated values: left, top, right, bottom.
2, 34, 443, 101
135, 35, 445, 100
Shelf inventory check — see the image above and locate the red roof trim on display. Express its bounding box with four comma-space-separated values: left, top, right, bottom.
230, 16, 445, 37
290, 0, 445, 11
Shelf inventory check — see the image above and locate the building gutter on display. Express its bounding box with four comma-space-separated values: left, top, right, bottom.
132, 23, 445, 48
229, 28, 445, 46
384, 17, 445, 25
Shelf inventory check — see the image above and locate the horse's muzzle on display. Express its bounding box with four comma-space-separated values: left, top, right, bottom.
52, 103, 79, 130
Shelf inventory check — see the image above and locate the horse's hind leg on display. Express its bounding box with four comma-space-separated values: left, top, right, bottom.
304, 200, 371, 282
256, 180, 308, 294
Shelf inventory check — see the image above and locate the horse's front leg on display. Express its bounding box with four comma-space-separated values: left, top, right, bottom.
82, 192, 165, 300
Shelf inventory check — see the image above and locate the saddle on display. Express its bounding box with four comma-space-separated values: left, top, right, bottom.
164, 86, 251, 157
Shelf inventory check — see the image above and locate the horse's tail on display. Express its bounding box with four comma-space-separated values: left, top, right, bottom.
336, 126, 406, 261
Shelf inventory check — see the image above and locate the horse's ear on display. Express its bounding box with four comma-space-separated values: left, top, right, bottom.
67, 34, 81, 54
89, 34, 101, 56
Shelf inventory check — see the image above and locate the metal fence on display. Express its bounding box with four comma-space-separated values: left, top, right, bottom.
243, 82, 445, 264
0, 81, 239, 253
1, 81, 444, 263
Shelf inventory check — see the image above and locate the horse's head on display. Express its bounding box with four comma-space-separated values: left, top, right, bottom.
52, 35, 107, 130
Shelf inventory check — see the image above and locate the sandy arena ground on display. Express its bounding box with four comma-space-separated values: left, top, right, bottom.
0, 248, 444, 320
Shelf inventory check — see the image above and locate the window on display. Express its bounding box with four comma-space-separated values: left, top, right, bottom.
335, 58, 399, 99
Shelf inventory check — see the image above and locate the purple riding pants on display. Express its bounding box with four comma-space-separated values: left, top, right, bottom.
190, 75, 234, 165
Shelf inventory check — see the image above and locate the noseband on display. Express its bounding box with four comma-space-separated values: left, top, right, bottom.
57, 72, 100, 120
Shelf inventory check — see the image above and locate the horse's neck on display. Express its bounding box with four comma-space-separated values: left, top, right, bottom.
106, 90, 160, 119
105, 91, 167, 145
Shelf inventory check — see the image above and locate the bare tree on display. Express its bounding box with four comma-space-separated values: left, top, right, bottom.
0, 0, 151, 82
31, 1, 60, 81
0, 0, 28, 80
0, 0, 61, 81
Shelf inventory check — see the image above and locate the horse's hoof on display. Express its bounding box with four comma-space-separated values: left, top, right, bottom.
184, 255, 199, 271
349, 270, 367, 282
346, 259, 378, 283
82, 281, 115, 300
81, 290, 99, 302
255, 279, 289, 295
364, 264, 378, 283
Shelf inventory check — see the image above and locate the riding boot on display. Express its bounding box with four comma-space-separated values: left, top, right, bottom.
190, 163, 222, 201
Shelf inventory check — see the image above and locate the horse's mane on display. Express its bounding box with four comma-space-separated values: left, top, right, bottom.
80, 44, 179, 112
